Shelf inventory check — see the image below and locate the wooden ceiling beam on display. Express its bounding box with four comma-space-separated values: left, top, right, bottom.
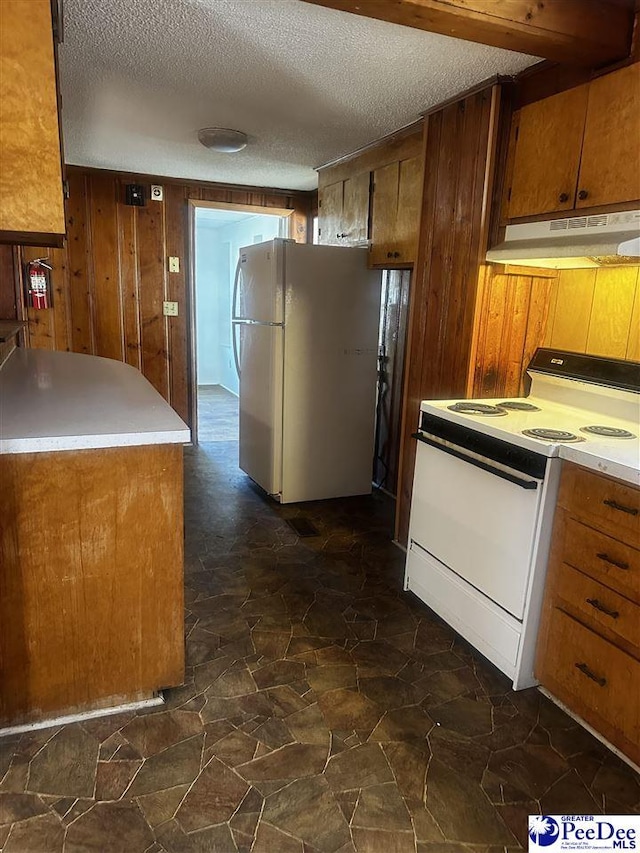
300, 0, 635, 68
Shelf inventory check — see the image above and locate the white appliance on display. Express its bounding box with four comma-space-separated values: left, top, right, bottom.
232, 239, 382, 504
486, 209, 640, 269
405, 349, 640, 690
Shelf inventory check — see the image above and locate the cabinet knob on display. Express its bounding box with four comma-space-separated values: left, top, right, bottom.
578, 189, 589, 200
393, 251, 400, 258
336, 232, 349, 239
386, 251, 393, 258
559, 192, 569, 203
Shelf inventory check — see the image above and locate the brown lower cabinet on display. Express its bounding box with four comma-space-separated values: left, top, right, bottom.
535, 462, 640, 765
0, 444, 185, 728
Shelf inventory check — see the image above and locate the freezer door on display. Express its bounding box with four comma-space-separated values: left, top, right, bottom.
233, 240, 285, 324
238, 322, 284, 496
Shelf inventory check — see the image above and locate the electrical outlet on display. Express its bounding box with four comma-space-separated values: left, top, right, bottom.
151, 185, 164, 202
163, 301, 178, 317
168, 256, 180, 273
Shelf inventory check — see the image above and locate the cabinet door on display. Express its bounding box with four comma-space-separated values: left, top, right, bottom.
394, 156, 423, 264
370, 161, 400, 265
508, 85, 589, 219
0, 0, 65, 244
317, 181, 343, 245
342, 171, 370, 244
576, 64, 640, 209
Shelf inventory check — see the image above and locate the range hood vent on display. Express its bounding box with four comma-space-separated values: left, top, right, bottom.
486, 210, 640, 269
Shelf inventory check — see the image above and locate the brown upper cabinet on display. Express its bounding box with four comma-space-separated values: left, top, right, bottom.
318, 172, 370, 246
370, 154, 423, 266
0, 0, 66, 246
317, 124, 424, 267
507, 64, 640, 220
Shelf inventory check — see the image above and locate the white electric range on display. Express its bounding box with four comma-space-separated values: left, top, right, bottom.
405, 348, 640, 690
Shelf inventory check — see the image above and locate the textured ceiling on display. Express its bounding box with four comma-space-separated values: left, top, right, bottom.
59, 0, 538, 191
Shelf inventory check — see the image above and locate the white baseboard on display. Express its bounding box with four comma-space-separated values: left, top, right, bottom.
0, 695, 164, 738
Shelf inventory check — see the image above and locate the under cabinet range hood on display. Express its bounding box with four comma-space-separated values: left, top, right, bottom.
486, 210, 640, 269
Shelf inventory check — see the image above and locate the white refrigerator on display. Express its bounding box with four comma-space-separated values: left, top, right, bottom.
232, 239, 382, 504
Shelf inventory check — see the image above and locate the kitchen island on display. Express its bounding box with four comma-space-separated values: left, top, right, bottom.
0, 349, 190, 729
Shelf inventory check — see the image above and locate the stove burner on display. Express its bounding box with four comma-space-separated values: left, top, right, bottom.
580, 425, 637, 439
522, 428, 585, 443
447, 402, 507, 417
497, 401, 541, 412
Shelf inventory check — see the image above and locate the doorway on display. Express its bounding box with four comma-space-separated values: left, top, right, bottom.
190, 202, 292, 444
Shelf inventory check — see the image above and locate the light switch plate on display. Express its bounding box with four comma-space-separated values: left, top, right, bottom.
168, 256, 180, 273
163, 301, 179, 317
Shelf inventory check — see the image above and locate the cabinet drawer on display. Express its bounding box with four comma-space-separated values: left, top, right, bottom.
563, 516, 639, 603
559, 465, 640, 543
542, 608, 639, 763
555, 562, 639, 654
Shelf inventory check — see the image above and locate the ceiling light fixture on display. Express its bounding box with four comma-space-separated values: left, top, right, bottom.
197, 127, 248, 153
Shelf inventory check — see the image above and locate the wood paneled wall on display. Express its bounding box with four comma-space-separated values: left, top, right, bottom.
396, 85, 499, 544
545, 266, 640, 361
8, 167, 312, 426
469, 265, 557, 398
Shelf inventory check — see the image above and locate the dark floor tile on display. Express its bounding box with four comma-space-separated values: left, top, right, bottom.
238, 744, 328, 785
252, 821, 304, 852
65, 801, 154, 853
429, 728, 490, 781
156, 818, 238, 853
316, 689, 382, 731
426, 758, 515, 844
3, 812, 64, 853
127, 735, 203, 797
136, 784, 189, 827
27, 724, 98, 798
95, 759, 141, 800
381, 741, 430, 801
262, 776, 350, 852
370, 705, 433, 742
429, 696, 493, 738
541, 769, 603, 815
488, 743, 570, 801
175, 757, 249, 832
352, 781, 413, 831
325, 743, 394, 791
122, 711, 203, 758
352, 827, 415, 853
0, 792, 48, 825
207, 730, 258, 767
285, 704, 331, 746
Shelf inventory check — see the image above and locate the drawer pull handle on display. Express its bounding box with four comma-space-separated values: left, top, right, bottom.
575, 662, 606, 687
586, 598, 619, 619
596, 552, 629, 571
603, 499, 638, 516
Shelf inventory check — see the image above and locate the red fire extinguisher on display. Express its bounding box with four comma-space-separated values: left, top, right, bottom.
26, 258, 53, 309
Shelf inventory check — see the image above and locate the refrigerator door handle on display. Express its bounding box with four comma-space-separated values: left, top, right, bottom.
232, 259, 242, 321
232, 322, 241, 378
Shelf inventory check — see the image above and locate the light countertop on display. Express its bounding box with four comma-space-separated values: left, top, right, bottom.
0, 349, 191, 454
558, 442, 640, 488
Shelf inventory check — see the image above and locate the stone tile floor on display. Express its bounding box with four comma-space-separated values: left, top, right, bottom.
1, 441, 638, 852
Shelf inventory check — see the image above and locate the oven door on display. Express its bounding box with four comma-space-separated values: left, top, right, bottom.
408, 427, 546, 620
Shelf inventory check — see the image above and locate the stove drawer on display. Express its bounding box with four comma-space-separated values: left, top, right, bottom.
405, 543, 521, 681
563, 516, 639, 604
538, 607, 640, 765
555, 562, 639, 656
559, 464, 640, 543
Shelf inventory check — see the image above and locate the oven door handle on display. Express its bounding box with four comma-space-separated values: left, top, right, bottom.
412, 432, 539, 490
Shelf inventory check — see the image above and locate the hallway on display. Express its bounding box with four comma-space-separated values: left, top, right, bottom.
0, 442, 638, 852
